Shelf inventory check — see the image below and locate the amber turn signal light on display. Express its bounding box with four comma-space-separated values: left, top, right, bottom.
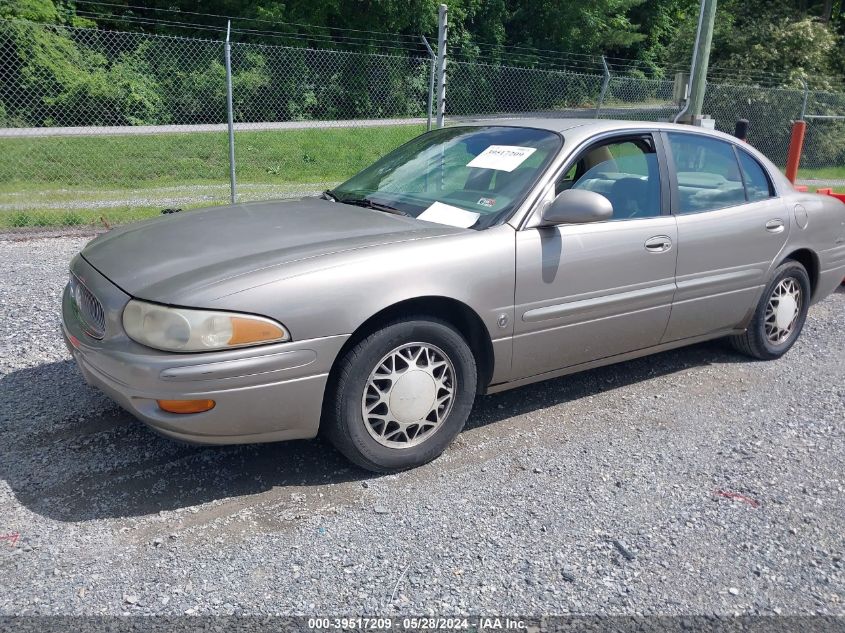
228, 316, 286, 346
157, 399, 216, 414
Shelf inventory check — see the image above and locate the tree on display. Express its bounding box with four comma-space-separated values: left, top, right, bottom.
664, 0, 842, 88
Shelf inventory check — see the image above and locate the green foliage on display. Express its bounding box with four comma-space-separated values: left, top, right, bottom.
665, 1, 843, 89
3, 0, 845, 130
0, 18, 431, 127
441, 0, 648, 63
0, 0, 60, 23
130, 39, 226, 124
2, 20, 171, 126
718, 16, 840, 87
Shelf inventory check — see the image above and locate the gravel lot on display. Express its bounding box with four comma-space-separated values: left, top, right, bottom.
1, 235, 843, 617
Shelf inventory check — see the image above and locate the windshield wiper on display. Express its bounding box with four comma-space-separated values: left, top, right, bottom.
339, 197, 411, 217
321, 189, 337, 202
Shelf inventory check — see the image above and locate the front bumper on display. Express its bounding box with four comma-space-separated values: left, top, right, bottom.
62, 255, 347, 444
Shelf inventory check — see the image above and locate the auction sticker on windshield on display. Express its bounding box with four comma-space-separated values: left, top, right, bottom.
466, 145, 537, 172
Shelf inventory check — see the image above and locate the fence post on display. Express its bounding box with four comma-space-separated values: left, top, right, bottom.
421, 35, 436, 131
785, 120, 806, 184
595, 56, 610, 119
224, 20, 237, 205
800, 78, 809, 121
435, 4, 448, 128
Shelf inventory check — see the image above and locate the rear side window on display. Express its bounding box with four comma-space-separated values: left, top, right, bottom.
737, 150, 774, 201
667, 133, 745, 214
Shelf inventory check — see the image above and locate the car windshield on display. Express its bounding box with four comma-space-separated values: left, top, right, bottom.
329, 126, 562, 229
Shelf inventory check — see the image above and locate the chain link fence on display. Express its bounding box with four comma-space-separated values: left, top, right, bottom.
1, 17, 844, 230
801, 89, 845, 186
228, 41, 430, 204
446, 60, 845, 187
445, 61, 681, 122
0, 19, 430, 229
446, 60, 606, 118
0, 19, 233, 229
702, 83, 805, 166
598, 75, 678, 121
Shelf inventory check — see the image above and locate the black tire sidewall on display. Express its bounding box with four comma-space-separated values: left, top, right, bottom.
334, 319, 477, 471
753, 262, 811, 358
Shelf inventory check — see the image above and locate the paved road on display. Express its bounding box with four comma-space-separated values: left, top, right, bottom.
0, 118, 429, 138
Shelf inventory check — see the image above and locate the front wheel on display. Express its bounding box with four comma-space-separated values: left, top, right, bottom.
730, 260, 811, 360
322, 317, 477, 472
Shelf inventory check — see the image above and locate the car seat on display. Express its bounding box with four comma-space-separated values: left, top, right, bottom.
606, 177, 656, 218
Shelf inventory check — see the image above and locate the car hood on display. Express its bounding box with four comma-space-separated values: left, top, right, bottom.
82, 198, 463, 303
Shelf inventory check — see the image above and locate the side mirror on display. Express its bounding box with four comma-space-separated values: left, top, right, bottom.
539, 189, 613, 226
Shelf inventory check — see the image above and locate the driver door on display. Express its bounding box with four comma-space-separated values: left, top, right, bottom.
511, 133, 678, 380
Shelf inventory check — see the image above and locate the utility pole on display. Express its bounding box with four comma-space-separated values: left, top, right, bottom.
435, 4, 448, 128
686, 0, 717, 120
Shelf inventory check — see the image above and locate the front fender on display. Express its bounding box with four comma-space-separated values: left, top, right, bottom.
203, 224, 518, 377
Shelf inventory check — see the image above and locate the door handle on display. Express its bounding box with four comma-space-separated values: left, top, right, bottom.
766, 219, 785, 233
644, 235, 672, 252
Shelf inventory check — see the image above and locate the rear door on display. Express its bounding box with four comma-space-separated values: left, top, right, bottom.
511, 132, 678, 380
661, 131, 789, 342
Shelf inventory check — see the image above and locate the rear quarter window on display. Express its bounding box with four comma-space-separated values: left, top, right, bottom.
736, 150, 775, 201
668, 133, 746, 214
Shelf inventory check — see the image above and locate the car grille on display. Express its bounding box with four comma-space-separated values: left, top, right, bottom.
69, 274, 106, 339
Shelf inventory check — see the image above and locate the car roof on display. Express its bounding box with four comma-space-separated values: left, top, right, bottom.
456, 116, 738, 140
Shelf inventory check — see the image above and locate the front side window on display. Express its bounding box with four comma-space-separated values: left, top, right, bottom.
667, 133, 746, 214
737, 150, 775, 202
556, 136, 661, 220
330, 126, 562, 229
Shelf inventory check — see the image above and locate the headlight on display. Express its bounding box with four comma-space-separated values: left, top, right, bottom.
122, 300, 289, 352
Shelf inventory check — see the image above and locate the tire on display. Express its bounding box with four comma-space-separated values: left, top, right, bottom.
730, 259, 811, 360
322, 317, 477, 472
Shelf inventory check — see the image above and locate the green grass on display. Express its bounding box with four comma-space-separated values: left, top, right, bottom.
1, 204, 215, 229
0, 125, 423, 188
794, 166, 845, 193
0, 125, 424, 228
798, 165, 845, 184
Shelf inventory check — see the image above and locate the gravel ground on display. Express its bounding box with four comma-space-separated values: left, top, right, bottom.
0, 236, 843, 617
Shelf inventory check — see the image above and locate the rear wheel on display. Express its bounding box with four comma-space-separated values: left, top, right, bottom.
323, 318, 477, 472
730, 260, 811, 360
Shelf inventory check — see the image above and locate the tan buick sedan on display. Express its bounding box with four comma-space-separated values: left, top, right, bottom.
62, 119, 845, 471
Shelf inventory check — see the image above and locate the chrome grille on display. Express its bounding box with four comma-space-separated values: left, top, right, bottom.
69, 275, 106, 339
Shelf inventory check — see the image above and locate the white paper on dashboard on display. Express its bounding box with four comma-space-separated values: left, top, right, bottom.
417, 202, 480, 228
466, 145, 537, 172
